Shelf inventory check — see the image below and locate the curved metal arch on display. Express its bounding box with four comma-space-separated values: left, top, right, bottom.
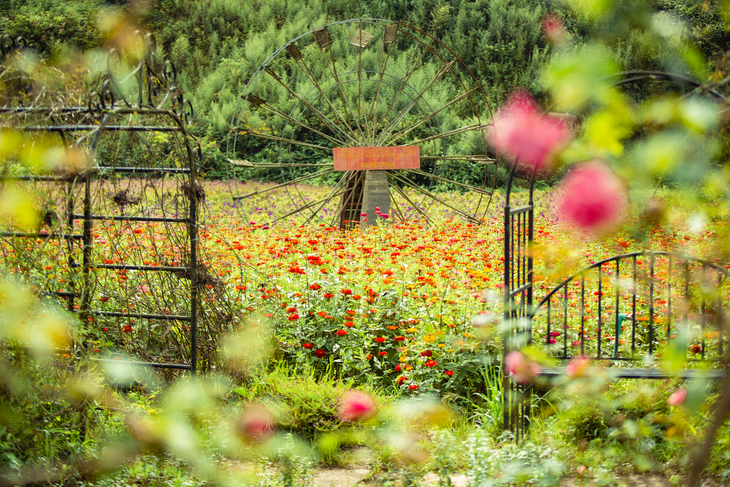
534, 250, 727, 309
501, 70, 728, 438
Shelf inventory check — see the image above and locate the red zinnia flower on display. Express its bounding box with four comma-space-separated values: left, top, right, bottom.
375, 337, 386, 343
310, 283, 321, 290
341, 289, 353, 296
303, 343, 313, 349
395, 364, 402, 372
394, 336, 405, 342
323, 292, 334, 299
378, 351, 387, 356
336, 329, 348, 336
123, 325, 132, 333
397, 376, 407, 386
314, 349, 326, 358
409, 384, 418, 391
424, 360, 437, 367
445, 370, 453, 377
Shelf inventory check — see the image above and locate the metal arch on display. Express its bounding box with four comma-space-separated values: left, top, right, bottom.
501, 70, 729, 438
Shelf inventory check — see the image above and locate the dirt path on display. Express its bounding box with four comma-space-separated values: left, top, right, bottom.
308, 469, 678, 487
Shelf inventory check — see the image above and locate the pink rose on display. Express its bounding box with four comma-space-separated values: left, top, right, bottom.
504, 351, 541, 384
557, 159, 629, 234
667, 387, 688, 407
565, 356, 590, 379
237, 405, 275, 443
488, 90, 571, 172
338, 390, 376, 422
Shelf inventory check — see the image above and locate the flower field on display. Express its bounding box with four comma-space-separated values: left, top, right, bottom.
55, 178, 721, 394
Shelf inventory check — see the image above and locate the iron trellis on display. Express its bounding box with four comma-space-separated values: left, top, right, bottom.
0, 31, 202, 374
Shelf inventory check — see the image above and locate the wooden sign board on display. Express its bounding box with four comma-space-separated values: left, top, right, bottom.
333, 146, 420, 171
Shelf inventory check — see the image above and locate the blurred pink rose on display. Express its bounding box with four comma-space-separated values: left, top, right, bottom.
557, 159, 628, 234
667, 387, 688, 406
237, 405, 275, 443
338, 390, 376, 422
565, 356, 590, 378
542, 13, 566, 44
504, 350, 541, 384
488, 90, 571, 172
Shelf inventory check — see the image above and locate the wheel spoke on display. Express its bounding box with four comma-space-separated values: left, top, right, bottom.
233, 168, 334, 200
388, 170, 481, 224
332, 171, 366, 227
287, 44, 361, 144
375, 60, 456, 146
386, 178, 431, 224
373, 39, 433, 140
366, 25, 397, 145
404, 168, 493, 194
406, 123, 486, 146
303, 171, 353, 225
382, 87, 481, 146
262, 69, 359, 146
389, 187, 407, 222
228, 159, 333, 169
255, 99, 347, 147
269, 188, 346, 225
241, 131, 332, 151
419, 154, 494, 163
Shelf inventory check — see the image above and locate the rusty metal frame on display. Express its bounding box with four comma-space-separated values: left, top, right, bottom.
0, 32, 201, 374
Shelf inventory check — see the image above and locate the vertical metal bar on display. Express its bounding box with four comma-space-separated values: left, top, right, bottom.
580, 273, 585, 356
546, 297, 552, 345
719, 270, 725, 357
563, 285, 568, 359
614, 259, 620, 358
189, 179, 198, 376
667, 254, 672, 341
527, 202, 534, 336
81, 171, 92, 335
66, 189, 76, 314
516, 213, 525, 294
597, 265, 603, 358
701, 263, 706, 359
632, 255, 637, 354
684, 260, 690, 322
502, 201, 511, 432
511, 214, 515, 314
649, 253, 655, 355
